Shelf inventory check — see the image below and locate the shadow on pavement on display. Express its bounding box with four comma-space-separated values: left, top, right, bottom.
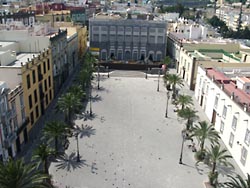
78, 124, 96, 138
55, 152, 88, 172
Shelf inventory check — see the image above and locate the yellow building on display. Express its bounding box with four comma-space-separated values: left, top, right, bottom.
77, 25, 88, 59
36, 10, 71, 27
21, 49, 54, 133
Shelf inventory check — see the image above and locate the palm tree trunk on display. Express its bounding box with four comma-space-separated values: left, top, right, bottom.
212, 162, 216, 174
182, 104, 184, 110
44, 159, 49, 175
55, 136, 58, 152
200, 141, 204, 152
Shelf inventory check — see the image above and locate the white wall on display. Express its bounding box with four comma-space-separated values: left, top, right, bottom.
19, 36, 50, 53
0, 51, 16, 66
195, 66, 250, 177
0, 68, 21, 89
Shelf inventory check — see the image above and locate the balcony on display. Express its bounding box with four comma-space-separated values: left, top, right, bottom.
38, 73, 43, 81
3, 132, 17, 148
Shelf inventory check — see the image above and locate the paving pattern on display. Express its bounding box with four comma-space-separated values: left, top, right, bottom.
49, 70, 241, 188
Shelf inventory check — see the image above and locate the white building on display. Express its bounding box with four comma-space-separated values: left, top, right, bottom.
195, 66, 250, 176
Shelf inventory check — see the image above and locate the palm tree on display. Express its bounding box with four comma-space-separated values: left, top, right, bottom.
68, 85, 86, 101
191, 121, 220, 152
206, 144, 233, 186
78, 69, 90, 89
43, 121, 70, 153
32, 143, 55, 175
225, 174, 250, 188
56, 92, 82, 124
176, 94, 193, 110
177, 107, 198, 130
0, 159, 51, 188
165, 74, 183, 99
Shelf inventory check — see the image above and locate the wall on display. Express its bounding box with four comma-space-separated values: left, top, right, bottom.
0, 51, 17, 66
0, 67, 21, 89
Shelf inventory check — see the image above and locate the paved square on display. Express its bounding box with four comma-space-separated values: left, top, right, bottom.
49, 71, 209, 188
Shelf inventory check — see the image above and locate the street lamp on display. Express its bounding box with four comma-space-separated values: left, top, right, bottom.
74, 128, 80, 162
165, 91, 170, 118
157, 69, 160, 92
107, 66, 110, 78
89, 83, 93, 117
179, 130, 186, 164
97, 65, 100, 90
145, 60, 148, 79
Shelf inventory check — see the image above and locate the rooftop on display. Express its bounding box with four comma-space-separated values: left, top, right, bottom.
9, 53, 39, 67
206, 68, 250, 110
0, 41, 16, 48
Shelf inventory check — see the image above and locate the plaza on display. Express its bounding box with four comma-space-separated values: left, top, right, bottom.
49, 70, 239, 188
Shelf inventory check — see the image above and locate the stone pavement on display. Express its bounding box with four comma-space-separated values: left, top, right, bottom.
49, 69, 244, 188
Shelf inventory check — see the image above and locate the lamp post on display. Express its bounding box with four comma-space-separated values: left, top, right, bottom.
165, 91, 170, 118
107, 66, 110, 78
145, 60, 148, 79
179, 130, 186, 164
75, 129, 80, 162
157, 69, 160, 92
89, 83, 93, 117
97, 64, 100, 90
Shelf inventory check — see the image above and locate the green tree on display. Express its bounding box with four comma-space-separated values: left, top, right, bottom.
56, 92, 82, 124
78, 69, 90, 89
68, 85, 86, 100
32, 143, 55, 175
0, 159, 51, 188
206, 144, 233, 186
164, 74, 183, 99
176, 94, 193, 110
177, 107, 198, 130
225, 174, 250, 188
191, 121, 220, 154
43, 121, 70, 153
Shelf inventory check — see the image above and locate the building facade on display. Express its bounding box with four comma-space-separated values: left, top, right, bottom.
0, 11, 35, 26
195, 67, 250, 176
89, 13, 167, 61
77, 26, 88, 59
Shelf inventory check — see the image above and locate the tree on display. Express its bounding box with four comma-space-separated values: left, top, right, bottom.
206, 144, 233, 186
191, 121, 220, 160
0, 159, 51, 188
164, 74, 183, 99
68, 85, 86, 101
176, 94, 193, 110
32, 143, 55, 175
56, 92, 82, 124
177, 107, 198, 130
43, 121, 70, 153
225, 174, 250, 188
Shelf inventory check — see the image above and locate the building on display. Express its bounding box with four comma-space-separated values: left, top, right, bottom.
0, 49, 54, 146
0, 82, 11, 161
0, 11, 35, 26
77, 25, 88, 59
89, 12, 167, 61
195, 66, 250, 176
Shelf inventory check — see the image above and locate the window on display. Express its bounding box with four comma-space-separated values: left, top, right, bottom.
20, 93, 24, 107
21, 108, 25, 122
220, 121, 224, 134
35, 105, 39, 118
49, 90, 52, 100
30, 111, 34, 124
34, 90, 37, 103
44, 79, 47, 92
43, 61, 46, 74
158, 28, 164, 33
149, 28, 156, 33
26, 74, 31, 89
222, 105, 227, 119
229, 132, 234, 147
244, 129, 250, 146
246, 86, 250, 90
110, 35, 116, 42
133, 36, 139, 42
240, 146, 248, 166
214, 96, 219, 109
231, 116, 238, 131
157, 36, 163, 43
125, 35, 131, 41
48, 76, 51, 87
140, 36, 147, 43
45, 94, 48, 105
93, 34, 99, 41
47, 59, 50, 70
101, 34, 107, 42
110, 26, 116, 31
32, 70, 36, 84
28, 95, 33, 109
149, 36, 155, 43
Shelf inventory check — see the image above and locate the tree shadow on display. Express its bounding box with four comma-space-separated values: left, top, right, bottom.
55, 152, 89, 172
91, 94, 102, 102
216, 164, 235, 177
77, 124, 96, 138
